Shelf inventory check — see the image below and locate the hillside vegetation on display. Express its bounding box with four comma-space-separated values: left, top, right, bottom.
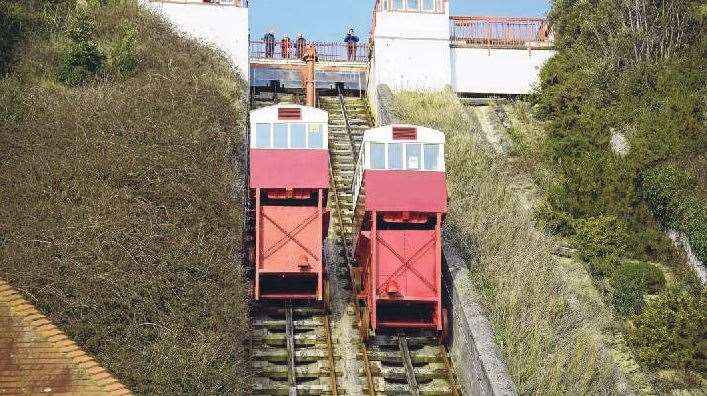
530, 0, 706, 390
394, 91, 620, 395
0, 1, 251, 394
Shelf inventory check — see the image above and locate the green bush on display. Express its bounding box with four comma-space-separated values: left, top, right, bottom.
642, 164, 695, 225
534, 202, 574, 235
642, 164, 707, 263
588, 255, 621, 278
628, 288, 706, 370
108, 21, 137, 80
58, 10, 105, 86
609, 261, 666, 315
573, 215, 630, 261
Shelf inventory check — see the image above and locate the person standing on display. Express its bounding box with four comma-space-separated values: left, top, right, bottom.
281, 34, 292, 59
344, 28, 360, 61
263, 31, 275, 58
296, 33, 307, 59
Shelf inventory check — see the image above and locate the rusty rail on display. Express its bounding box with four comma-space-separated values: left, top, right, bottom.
323, 315, 339, 396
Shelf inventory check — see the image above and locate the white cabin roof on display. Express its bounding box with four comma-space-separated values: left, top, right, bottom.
250, 103, 328, 124
363, 124, 445, 144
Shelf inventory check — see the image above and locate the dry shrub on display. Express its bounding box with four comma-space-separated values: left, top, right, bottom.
0, 3, 250, 394
394, 90, 619, 395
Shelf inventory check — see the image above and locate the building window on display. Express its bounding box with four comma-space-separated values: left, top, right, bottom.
424, 144, 439, 170
388, 143, 403, 169
273, 123, 288, 148
370, 143, 386, 169
255, 123, 271, 148
407, 0, 419, 10
393, 0, 404, 10
290, 124, 306, 148
406, 143, 421, 170
422, 0, 435, 11
307, 124, 323, 148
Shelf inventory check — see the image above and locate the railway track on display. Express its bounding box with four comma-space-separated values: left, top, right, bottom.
251, 305, 339, 395
249, 88, 340, 396
321, 91, 461, 396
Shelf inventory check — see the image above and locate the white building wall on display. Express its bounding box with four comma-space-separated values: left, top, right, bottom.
451, 47, 555, 95
371, 6, 452, 92
140, 1, 249, 78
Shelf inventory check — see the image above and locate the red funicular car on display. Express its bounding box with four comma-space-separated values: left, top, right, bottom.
248, 104, 329, 301
351, 124, 448, 338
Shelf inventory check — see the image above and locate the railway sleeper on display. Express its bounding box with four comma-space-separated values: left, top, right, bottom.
368, 362, 450, 382
253, 318, 323, 330
364, 348, 442, 365
253, 348, 331, 363
252, 360, 337, 380
363, 378, 453, 396
252, 331, 321, 347
252, 381, 339, 396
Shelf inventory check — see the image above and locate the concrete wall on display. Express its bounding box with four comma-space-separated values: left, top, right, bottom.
451, 47, 555, 95
140, 1, 249, 78
371, 6, 452, 91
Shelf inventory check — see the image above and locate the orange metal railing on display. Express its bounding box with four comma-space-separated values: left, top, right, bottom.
250, 41, 370, 62
450, 16, 552, 48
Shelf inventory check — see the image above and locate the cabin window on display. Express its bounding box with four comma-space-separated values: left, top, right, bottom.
424, 144, 439, 170
308, 124, 323, 148
388, 143, 403, 170
370, 143, 386, 169
422, 0, 435, 11
407, 0, 419, 10
406, 143, 421, 170
255, 123, 271, 148
393, 0, 404, 10
290, 124, 307, 148
273, 123, 288, 148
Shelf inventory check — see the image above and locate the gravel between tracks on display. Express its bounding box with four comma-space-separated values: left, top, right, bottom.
325, 236, 364, 395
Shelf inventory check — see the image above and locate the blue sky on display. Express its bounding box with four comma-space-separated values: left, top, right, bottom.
250, 0, 550, 42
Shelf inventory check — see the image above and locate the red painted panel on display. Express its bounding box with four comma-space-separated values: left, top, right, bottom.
392, 126, 417, 140
278, 107, 302, 120
364, 171, 447, 212
375, 230, 438, 300
259, 206, 322, 274
250, 149, 329, 188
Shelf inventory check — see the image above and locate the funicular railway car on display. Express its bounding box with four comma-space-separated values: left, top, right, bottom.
248, 104, 330, 301
351, 125, 449, 339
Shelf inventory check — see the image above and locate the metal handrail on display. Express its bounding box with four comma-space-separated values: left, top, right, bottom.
250, 41, 370, 62
449, 15, 553, 48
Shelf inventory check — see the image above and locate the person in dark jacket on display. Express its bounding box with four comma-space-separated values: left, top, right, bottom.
344, 28, 360, 61
295, 34, 307, 59
281, 34, 292, 59
263, 31, 275, 58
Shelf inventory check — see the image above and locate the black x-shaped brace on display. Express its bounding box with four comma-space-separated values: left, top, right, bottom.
375, 234, 437, 296
261, 210, 320, 262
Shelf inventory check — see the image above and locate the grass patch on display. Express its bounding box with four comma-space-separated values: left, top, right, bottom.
0, 1, 251, 394
394, 90, 619, 395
